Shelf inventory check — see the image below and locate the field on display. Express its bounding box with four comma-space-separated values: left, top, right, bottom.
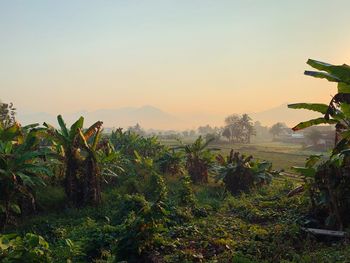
161, 139, 322, 171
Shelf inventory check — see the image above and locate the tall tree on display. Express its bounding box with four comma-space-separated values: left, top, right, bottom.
224, 114, 241, 143
239, 114, 255, 143
223, 114, 255, 143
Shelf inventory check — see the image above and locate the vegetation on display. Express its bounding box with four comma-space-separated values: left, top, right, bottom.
44, 115, 104, 207
0, 102, 16, 128
289, 59, 350, 230
269, 122, 288, 140
1, 59, 350, 262
215, 150, 273, 194
0, 122, 51, 229
222, 114, 255, 143
180, 136, 215, 184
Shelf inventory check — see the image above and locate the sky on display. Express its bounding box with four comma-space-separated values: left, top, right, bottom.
1, 1, 350, 128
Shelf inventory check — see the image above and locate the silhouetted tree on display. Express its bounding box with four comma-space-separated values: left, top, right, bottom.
269, 122, 288, 140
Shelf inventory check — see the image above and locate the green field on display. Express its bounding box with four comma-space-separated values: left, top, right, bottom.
160, 140, 323, 171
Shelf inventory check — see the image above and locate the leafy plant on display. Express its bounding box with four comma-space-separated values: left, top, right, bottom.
288, 59, 350, 146
0, 233, 51, 262
114, 175, 169, 262
293, 152, 350, 230
289, 59, 350, 230
156, 149, 185, 176
178, 174, 196, 207
0, 123, 51, 228
180, 136, 215, 184
110, 128, 164, 159
215, 150, 273, 194
44, 115, 103, 207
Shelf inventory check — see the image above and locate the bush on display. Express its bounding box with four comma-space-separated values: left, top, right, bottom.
215, 151, 273, 194
0, 233, 52, 262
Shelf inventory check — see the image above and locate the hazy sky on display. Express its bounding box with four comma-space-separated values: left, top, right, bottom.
1, 1, 350, 119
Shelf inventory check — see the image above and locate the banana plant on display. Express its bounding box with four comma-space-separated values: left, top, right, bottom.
156, 149, 185, 176
289, 59, 350, 230
110, 128, 164, 159
95, 139, 126, 181
214, 150, 272, 194
288, 59, 350, 147
178, 136, 216, 184
0, 122, 51, 228
44, 115, 103, 207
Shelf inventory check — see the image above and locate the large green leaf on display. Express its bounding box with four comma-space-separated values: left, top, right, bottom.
57, 115, 69, 138
306, 59, 350, 84
292, 117, 338, 131
340, 103, 350, 117
69, 117, 84, 140
338, 83, 350, 93
304, 70, 340, 82
288, 103, 328, 114
92, 128, 102, 151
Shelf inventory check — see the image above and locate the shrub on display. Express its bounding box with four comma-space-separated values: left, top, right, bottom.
0, 233, 52, 262
181, 136, 215, 184
156, 149, 185, 176
215, 150, 273, 194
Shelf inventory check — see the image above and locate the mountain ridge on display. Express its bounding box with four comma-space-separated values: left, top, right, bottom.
17, 104, 321, 130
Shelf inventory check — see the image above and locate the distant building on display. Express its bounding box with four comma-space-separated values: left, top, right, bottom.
277, 126, 335, 151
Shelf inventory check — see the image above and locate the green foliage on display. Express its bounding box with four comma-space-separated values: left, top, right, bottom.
215, 150, 273, 194
0, 123, 51, 228
44, 115, 104, 207
180, 136, 215, 184
289, 59, 350, 230
293, 151, 350, 230
223, 114, 255, 143
0, 102, 16, 128
0, 233, 51, 262
288, 59, 350, 133
178, 174, 196, 207
114, 175, 169, 262
110, 128, 165, 159
1, 106, 349, 262
96, 140, 126, 181
156, 149, 185, 176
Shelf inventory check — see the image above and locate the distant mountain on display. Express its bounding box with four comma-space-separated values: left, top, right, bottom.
250, 103, 320, 127
17, 105, 180, 130
16, 103, 322, 131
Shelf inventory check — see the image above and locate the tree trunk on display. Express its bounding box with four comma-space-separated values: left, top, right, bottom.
64, 156, 80, 207
82, 156, 101, 206
188, 158, 208, 184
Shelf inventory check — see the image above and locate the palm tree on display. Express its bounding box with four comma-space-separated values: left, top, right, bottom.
240, 114, 255, 143
44, 115, 103, 207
